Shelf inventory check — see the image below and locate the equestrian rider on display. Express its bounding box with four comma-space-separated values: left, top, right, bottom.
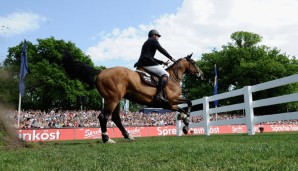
134, 29, 176, 103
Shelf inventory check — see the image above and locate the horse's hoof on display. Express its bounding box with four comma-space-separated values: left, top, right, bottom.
127, 134, 135, 141
182, 126, 188, 135
123, 133, 135, 141
102, 133, 110, 143
105, 138, 116, 144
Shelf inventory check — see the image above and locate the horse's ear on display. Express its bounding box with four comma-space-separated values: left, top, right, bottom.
187, 53, 193, 59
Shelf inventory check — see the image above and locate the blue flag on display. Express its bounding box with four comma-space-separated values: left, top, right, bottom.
19, 40, 29, 97
214, 64, 218, 106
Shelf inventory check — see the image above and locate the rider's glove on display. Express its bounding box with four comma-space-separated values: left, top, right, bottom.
163, 61, 170, 66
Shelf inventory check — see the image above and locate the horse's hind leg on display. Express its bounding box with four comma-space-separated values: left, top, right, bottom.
98, 112, 115, 143
112, 104, 135, 141
98, 101, 118, 143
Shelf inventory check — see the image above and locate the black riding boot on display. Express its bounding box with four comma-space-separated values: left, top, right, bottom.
154, 75, 168, 103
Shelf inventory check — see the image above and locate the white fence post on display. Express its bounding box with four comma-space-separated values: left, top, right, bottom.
203, 96, 210, 135
176, 112, 183, 136
243, 86, 255, 135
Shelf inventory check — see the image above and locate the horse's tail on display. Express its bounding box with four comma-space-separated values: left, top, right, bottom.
62, 50, 101, 89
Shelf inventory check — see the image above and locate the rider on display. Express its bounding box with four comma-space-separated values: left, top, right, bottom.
134, 29, 176, 103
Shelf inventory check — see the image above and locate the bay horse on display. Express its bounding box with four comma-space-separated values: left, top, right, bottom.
63, 51, 203, 143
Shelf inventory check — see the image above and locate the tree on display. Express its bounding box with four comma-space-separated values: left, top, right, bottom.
2, 37, 105, 110
230, 31, 262, 48
128, 101, 146, 112
183, 31, 298, 114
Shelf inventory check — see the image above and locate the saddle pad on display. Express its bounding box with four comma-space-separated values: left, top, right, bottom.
136, 70, 158, 87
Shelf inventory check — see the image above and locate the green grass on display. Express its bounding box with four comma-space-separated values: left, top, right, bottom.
1, 133, 297, 171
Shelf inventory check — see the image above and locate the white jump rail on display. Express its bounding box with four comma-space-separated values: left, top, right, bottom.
176, 74, 298, 136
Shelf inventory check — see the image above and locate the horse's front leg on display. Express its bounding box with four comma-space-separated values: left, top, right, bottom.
111, 104, 134, 141
172, 97, 192, 135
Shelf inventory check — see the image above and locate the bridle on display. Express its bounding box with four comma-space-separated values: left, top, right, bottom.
185, 58, 201, 77
168, 57, 201, 82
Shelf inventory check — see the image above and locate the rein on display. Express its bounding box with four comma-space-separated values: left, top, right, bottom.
173, 62, 182, 81
167, 59, 183, 82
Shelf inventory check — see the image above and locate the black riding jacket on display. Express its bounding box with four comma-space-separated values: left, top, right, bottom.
134, 38, 173, 67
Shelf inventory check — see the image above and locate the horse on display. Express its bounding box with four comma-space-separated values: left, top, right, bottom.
63, 51, 203, 143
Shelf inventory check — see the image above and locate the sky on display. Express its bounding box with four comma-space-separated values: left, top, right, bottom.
1, 0, 298, 69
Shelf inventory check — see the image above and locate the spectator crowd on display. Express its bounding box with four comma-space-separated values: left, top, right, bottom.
5, 109, 298, 129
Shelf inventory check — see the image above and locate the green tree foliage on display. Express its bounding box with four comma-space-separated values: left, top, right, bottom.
1, 37, 105, 110
183, 31, 298, 114
126, 101, 145, 112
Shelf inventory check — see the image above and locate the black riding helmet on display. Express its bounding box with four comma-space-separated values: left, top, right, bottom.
148, 29, 161, 38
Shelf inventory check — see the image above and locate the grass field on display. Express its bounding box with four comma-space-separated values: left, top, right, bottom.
1, 132, 297, 171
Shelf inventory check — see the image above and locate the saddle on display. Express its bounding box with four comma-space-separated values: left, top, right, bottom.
135, 67, 159, 87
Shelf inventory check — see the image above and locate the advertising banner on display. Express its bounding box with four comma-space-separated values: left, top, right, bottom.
18, 124, 298, 142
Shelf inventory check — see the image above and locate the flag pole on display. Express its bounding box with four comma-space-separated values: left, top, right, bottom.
18, 39, 29, 128
17, 92, 22, 128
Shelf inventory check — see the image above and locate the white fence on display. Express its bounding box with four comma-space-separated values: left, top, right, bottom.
176, 74, 298, 136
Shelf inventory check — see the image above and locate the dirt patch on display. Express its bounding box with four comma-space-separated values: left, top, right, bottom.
0, 104, 27, 150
